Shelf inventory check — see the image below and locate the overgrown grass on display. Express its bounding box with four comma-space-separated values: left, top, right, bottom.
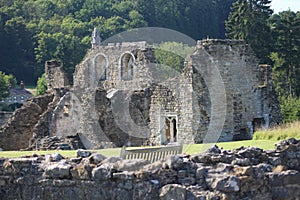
253, 121, 300, 141
0, 140, 277, 158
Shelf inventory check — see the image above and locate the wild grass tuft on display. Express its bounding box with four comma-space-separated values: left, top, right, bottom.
253, 121, 300, 141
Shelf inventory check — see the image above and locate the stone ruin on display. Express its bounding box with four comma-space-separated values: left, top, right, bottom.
1, 138, 300, 199
0, 31, 281, 150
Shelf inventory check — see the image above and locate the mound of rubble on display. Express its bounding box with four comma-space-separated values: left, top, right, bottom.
28, 135, 85, 150
1, 138, 300, 199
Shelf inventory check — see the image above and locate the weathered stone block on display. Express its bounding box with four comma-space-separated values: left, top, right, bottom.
113, 159, 150, 172
91, 164, 112, 181
43, 160, 72, 179
76, 149, 92, 158
159, 184, 187, 200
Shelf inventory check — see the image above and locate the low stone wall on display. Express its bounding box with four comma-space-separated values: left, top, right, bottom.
1, 138, 300, 199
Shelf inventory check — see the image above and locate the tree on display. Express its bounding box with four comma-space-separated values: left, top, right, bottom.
36, 73, 47, 95
154, 42, 194, 80
226, 0, 273, 63
4, 74, 17, 89
34, 32, 88, 82
0, 71, 16, 99
270, 11, 300, 97
0, 16, 35, 83
0, 0, 236, 86
136, 0, 234, 39
279, 96, 300, 123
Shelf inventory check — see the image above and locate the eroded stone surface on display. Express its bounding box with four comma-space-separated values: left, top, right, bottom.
0, 39, 282, 150
1, 138, 300, 200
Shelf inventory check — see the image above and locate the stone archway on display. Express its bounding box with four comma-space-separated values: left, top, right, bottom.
94, 53, 108, 81
119, 52, 135, 80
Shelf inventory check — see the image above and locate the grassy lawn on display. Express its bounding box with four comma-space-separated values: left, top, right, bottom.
183, 140, 277, 155
0, 140, 277, 158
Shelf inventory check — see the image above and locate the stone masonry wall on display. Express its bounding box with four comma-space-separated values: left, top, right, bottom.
0, 112, 13, 127
0, 94, 54, 150
0, 39, 282, 150
45, 60, 69, 90
1, 138, 300, 199
188, 40, 281, 142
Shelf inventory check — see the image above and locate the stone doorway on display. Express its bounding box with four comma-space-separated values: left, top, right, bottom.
253, 118, 266, 132
162, 116, 177, 144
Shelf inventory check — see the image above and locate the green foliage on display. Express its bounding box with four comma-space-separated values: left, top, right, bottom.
35, 32, 87, 82
269, 11, 300, 97
136, 0, 234, 39
36, 73, 47, 95
154, 42, 194, 80
154, 42, 193, 69
0, 0, 234, 85
279, 96, 300, 123
226, 0, 273, 63
0, 71, 17, 99
4, 74, 17, 89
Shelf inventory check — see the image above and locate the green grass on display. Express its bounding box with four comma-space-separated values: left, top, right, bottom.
0, 140, 277, 158
183, 140, 277, 155
25, 85, 37, 89
24, 85, 37, 96
253, 121, 300, 141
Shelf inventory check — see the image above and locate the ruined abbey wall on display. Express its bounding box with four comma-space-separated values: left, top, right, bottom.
188, 40, 281, 142
0, 38, 281, 150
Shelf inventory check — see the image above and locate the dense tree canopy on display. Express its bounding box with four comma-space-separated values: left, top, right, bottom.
226, 0, 273, 63
0, 0, 234, 85
269, 11, 300, 97
226, 0, 300, 122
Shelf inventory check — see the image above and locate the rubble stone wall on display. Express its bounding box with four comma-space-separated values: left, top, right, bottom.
0, 112, 13, 127
45, 60, 69, 90
1, 138, 300, 199
188, 40, 281, 142
0, 94, 54, 150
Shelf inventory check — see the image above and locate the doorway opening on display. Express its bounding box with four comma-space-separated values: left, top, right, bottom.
163, 116, 177, 144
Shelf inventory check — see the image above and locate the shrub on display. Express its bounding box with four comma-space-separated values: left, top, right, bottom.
280, 96, 300, 123
36, 73, 47, 95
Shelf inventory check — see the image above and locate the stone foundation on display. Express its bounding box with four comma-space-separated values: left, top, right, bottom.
1, 138, 300, 199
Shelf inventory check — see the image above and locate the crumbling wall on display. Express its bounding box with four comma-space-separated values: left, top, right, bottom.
0, 94, 54, 150
0, 112, 13, 127
188, 39, 281, 142
45, 60, 69, 90
1, 138, 300, 199
0, 39, 282, 150
50, 43, 157, 149
0, 61, 74, 150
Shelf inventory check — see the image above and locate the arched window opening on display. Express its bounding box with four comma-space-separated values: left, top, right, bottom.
95, 54, 108, 81
120, 53, 134, 80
